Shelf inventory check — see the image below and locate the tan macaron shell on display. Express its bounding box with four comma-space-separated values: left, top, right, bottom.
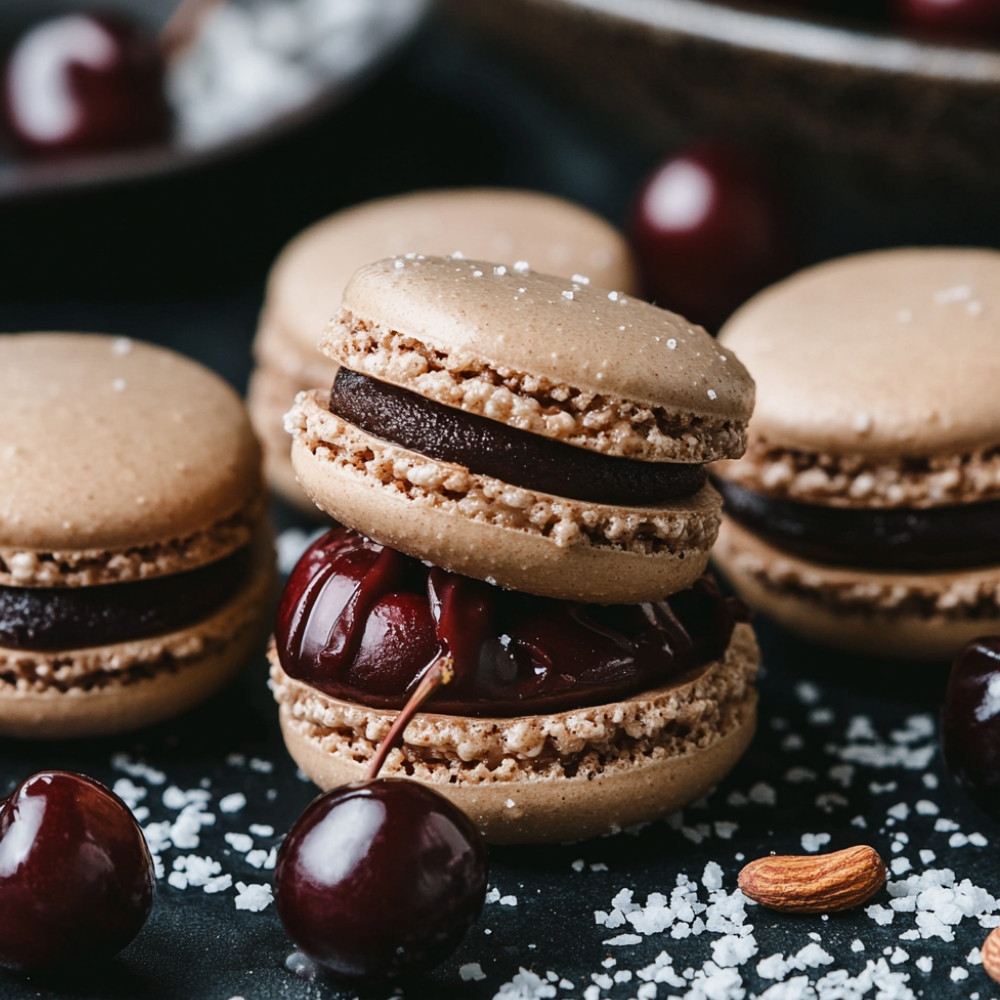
328, 256, 753, 462
713, 519, 1000, 660
720, 247, 1000, 457
265, 188, 640, 358
0, 333, 263, 584
289, 389, 720, 603
0, 534, 275, 739
270, 623, 758, 844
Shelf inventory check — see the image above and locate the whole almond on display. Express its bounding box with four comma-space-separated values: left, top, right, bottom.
738, 845, 886, 913
982, 925, 1000, 984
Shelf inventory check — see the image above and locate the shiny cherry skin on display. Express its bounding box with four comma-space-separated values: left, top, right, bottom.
942, 637, 1000, 819
1, 12, 171, 156
274, 779, 488, 980
890, 0, 1000, 43
0, 770, 154, 972
629, 140, 791, 331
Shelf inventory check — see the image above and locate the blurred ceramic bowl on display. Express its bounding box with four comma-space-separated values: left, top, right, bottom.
445, 0, 1000, 188
0, 0, 428, 202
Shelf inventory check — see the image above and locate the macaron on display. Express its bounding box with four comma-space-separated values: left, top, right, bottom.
0, 333, 274, 738
712, 247, 1000, 659
272, 255, 758, 843
248, 187, 639, 511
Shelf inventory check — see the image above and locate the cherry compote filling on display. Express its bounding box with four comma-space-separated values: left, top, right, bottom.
329, 368, 706, 505
277, 527, 747, 716
0, 546, 251, 651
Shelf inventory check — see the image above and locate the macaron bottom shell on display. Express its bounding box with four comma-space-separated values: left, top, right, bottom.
269, 622, 758, 845
288, 390, 720, 605
713, 518, 1000, 661
0, 537, 275, 739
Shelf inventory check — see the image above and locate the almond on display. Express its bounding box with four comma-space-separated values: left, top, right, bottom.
982, 925, 1000, 984
737, 845, 886, 913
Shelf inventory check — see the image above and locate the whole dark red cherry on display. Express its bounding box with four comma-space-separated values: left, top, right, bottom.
0, 770, 154, 971
942, 637, 1000, 819
628, 140, 791, 331
1, 12, 171, 156
890, 0, 1000, 43
274, 779, 488, 980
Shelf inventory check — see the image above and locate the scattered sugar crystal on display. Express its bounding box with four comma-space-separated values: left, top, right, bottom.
923, 773, 939, 789
604, 933, 642, 946
459, 963, 487, 981
500, 895, 518, 906
914, 800, 938, 815
218, 792, 246, 814
225, 832, 253, 853
513, 260, 530, 273
950, 966, 969, 980
969, 832, 988, 846
887, 802, 910, 821
851, 939, 865, 952
707, 389, 717, 400
234, 882, 273, 912
935, 818, 960, 832
561, 290, 574, 300
666, 338, 677, 349
113, 778, 147, 809
919, 849, 936, 864
702, 861, 724, 891
949, 833, 969, 848
248, 823, 273, 837
607, 291, 619, 301
714, 821, 738, 839
891, 857, 912, 876
915, 955, 933, 972
590, 863, 608, 872
785, 767, 816, 783
801, 832, 831, 853
748, 782, 777, 805
889, 947, 908, 964
494, 265, 508, 276
571, 273, 589, 285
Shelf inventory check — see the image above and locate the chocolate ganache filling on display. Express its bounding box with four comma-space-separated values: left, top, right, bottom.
716, 478, 1000, 571
329, 368, 706, 505
276, 527, 747, 716
0, 547, 252, 651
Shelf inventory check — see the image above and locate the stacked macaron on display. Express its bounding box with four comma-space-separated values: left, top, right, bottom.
0, 333, 274, 738
248, 188, 638, 511
712, 247, 1000, 659
270, 255, 759, 843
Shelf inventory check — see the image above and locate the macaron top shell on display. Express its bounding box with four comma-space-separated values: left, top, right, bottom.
326, 255, 754, 463
267, 188, 639, 355
0, 334, 262, 575
720, 247, 1000, 457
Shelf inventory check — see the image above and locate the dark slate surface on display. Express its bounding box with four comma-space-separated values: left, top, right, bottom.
1, 12, 999, 1000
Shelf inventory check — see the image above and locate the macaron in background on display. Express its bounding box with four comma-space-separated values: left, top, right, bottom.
0, 333, 274, 739
712, 247, 1000, 660
273, 255, 759, 843
248, 187, 639, 511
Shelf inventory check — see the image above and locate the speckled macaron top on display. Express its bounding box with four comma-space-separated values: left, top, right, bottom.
0, 333, 263, 586
720, 247, 1000, 457
266, 188, 639, 357
323, 255, 755, 463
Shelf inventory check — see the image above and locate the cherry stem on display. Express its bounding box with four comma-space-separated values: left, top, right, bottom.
159, 0, 227, 60
366, 655, 454, 781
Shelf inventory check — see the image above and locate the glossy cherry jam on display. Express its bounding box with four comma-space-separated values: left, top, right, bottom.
942, 637, 1000, 819
276, 527, 746, 716
0, 770, 154, 972
274, 778, 488, 980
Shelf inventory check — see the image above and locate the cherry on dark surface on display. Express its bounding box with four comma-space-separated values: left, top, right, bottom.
889, 0, 1000, 43
1, 11, 171, 157
941, 637, 1000, 820
0, 770, 154, 972
628, 139, 792, 332
273, 778, 489, 981
276, 526, 747, 715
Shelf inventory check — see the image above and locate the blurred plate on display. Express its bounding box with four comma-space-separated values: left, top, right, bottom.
0, 0, 428, 203
445, 0, 1000, 188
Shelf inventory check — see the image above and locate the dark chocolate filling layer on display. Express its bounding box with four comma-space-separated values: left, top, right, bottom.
0, 547, 252, 651
329, 368, 705, 505
716, 478, 1000, 571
